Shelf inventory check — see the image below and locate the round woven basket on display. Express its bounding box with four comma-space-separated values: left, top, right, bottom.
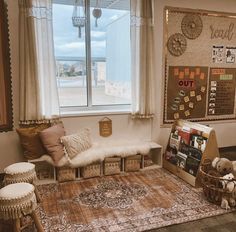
199, 159, 235, 205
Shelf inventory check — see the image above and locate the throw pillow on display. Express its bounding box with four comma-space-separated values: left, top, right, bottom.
39, 123, 65, 165
61, 128, 92, 159
16, 124, 49, 160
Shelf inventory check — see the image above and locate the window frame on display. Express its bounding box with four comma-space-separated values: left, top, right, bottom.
53, 0, 132, 116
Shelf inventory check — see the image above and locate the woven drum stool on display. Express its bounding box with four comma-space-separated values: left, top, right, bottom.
3, 162, 41, 202
0, 183, 44, 232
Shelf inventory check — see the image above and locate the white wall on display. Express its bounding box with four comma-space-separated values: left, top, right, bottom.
152, 0, 236, 149
1, 0, 236, 172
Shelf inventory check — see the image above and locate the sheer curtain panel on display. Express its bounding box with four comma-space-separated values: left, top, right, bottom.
131, 0, 155, 119
19, 0, 59, 124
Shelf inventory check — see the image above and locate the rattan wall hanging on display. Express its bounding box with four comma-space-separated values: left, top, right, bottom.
167, 33, 187, 56
181, 14, 203, 39
99, 117, 112, 137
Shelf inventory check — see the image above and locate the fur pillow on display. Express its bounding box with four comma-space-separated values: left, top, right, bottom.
61, 128, 92, 159
39, 123, 65, 165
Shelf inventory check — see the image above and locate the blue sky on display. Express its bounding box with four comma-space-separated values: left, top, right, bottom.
52, 3, 128, 57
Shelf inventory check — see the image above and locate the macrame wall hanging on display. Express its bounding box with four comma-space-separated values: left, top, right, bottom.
72, 0, 85, 38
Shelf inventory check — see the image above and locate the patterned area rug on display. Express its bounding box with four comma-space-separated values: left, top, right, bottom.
32, 168, 228, 232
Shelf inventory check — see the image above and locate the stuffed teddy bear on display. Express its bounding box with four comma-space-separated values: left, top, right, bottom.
220, 173, 236, 210
212, 157, 233, 176
232, 161, 236, 177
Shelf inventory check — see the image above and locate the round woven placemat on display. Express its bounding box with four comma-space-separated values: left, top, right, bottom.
167, 33, 187, 56
181, 14, 203, 39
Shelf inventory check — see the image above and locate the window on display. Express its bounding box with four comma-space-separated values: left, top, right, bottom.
53, 0, 131, 113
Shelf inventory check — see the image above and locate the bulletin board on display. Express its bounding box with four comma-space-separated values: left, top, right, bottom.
163, 7, 236, 124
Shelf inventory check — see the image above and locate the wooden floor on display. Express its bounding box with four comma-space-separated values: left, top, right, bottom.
1, 148, 236, 232
149, 147, 236, 232
149, 211, 236, 232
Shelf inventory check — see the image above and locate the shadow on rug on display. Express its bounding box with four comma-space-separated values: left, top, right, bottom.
34, 168, 228, 232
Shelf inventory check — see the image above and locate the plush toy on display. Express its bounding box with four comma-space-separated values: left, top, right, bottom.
212, 157, 233, 175
232, 161, 236, 177
221, 173, 236, 192
220, 173, 236, 210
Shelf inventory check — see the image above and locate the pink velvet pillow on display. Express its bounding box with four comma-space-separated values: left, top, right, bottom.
39, 123, 65, 164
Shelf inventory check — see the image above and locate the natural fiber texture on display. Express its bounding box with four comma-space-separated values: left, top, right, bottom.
4, 162, 37, 186
4, 170, 37, 186
33, 168, 229, 231
0, 183, 37, 220
61, 128, 92, 159
81, 163, 101, 178
57, 167, 76, 182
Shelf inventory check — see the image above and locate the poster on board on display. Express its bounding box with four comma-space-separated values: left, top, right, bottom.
167, 66, 208, 121
207, 68, 236, 115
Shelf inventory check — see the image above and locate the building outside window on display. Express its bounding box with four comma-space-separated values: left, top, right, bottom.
53, 0, 131, 113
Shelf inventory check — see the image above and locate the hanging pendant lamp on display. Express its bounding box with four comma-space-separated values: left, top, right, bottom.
92, 0, 102, 27
72, 0, 85, 38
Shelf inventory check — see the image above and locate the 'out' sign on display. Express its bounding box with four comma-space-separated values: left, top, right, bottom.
178, 80, 195, 88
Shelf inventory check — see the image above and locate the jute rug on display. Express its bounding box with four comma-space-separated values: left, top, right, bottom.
34, 168, 227, 232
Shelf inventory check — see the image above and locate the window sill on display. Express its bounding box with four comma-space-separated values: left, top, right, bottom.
60, 109, 131, 118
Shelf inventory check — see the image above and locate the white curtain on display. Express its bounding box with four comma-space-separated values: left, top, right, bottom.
19, 0, 59, 124
131, 0, 155, 119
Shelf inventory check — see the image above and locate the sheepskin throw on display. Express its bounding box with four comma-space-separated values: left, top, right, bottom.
33, 141, 156, 169
69, 141, 152, 168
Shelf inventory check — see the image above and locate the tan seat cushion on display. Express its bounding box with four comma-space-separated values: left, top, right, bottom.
16, 124, 49, 160
61, 128, 92, 159
39, 123, 65, 165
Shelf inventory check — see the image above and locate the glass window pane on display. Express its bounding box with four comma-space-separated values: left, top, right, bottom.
90, 1, 131, 106
53, 2, 87, 107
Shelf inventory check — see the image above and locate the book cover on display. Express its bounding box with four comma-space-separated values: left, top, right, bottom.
185, 156, 201, 176
176, 151, 188, 169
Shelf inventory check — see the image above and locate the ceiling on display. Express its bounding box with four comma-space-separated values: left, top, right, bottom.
53, 0, 130, 11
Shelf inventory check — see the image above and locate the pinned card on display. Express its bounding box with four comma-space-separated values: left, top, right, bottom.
190, 90, 195, 97
179, 104, 185, 111
179, 71, 184, 79
200, 73, 205, 80
190, 72, 195, 79
184, 68, 190, 76
196, 67, 200, 75
196, 95, 202, 101
174, 68, 179, 76
201, 86, 206, 92
184, 110, 190, 117
184, 96, 190, 103
174, 112, 179, 119
189, 102, 194, 109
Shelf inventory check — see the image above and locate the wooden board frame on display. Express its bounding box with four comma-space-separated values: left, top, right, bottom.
0, 0, 13, 132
